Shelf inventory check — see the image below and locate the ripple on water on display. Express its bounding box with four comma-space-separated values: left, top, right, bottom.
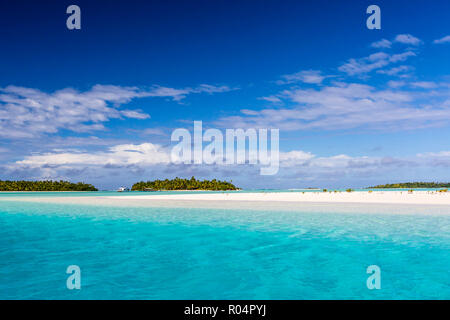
0, 200, 449, 299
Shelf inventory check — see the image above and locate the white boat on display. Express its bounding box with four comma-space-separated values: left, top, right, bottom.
117, 186, 130, 192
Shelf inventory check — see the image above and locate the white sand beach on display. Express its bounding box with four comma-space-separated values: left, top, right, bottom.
1, 191, 450, 215
110, 190, 450, 205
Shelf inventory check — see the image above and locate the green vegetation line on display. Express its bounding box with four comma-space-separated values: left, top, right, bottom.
132, 177, 238, 191
0, 180, 98, 191
369, 182, 450, 188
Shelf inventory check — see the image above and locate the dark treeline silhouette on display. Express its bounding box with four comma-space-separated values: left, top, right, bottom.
370, 182, 450, 188
0, 180, 98, 191
132, 177, 238, 191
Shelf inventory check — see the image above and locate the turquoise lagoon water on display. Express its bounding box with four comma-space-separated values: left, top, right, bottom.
0, 194, 449, 299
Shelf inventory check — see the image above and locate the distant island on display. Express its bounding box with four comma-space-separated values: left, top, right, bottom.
131, 177, 238, 191
0, 180, 98, 191
369, 182, 450, 189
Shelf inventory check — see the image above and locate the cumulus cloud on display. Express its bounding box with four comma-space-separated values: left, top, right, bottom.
279, 150, 315, 166
416, 151, 450, 167
15, 143, 171, 168
14, 145, 313, 170
9, 142, 444, 189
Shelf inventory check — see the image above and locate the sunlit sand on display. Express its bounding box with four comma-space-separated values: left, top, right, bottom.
111, 190, 450, 205
1, 191, 450, 215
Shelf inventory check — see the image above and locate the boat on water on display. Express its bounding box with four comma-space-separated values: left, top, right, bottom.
117, 186, 130, 192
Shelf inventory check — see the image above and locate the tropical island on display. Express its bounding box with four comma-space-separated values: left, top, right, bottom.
131, 177, 238, 191
0, 180, 98, 191
369, 182, 450, 189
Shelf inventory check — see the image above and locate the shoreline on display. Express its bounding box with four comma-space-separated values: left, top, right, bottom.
0, 191, 97, 193
1, 191, 450, 215
108, 190, 450, 205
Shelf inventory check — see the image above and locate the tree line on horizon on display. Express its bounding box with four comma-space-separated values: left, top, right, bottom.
0, 180, 98, 191
131, 177, 238, 191
370, 182, 450, 189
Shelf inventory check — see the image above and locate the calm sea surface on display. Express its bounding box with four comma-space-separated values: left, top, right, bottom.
0, 191, 449, 299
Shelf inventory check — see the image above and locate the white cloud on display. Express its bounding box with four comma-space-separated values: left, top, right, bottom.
147, 84, 237, 101
418, 151, 450, 157
389, 51, 416, 63
433, 35, 450, 44
280, 151, 413, 171
338, 51, 416, 76
8, 143, 435, 187
339, 56, 387, 76
120, 109, 151, 119
15, 143, 171, 168
416, 151, 450, 167
371, 39, 392, 48
0, 85, 150, 138
7, 138, 450, 188
279, 150, 314, 166
372, 34, 422, 49
377, 65, 412, 76
277, 70, 327, 85
410, 81, 438, 89
216, 81, 450, 132
258, 96, 283, 104
0, 83, 235, 139
194, 84, 238, 94
394, 34, 422, 45
146, 86, 191, 101
339, 34, 420, 76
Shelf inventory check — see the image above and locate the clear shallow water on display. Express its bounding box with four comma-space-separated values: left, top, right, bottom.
0, 200, 449, 299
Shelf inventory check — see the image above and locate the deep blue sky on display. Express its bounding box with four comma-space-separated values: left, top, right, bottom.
0, 0, 449, 189
2, 0, 449, 87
